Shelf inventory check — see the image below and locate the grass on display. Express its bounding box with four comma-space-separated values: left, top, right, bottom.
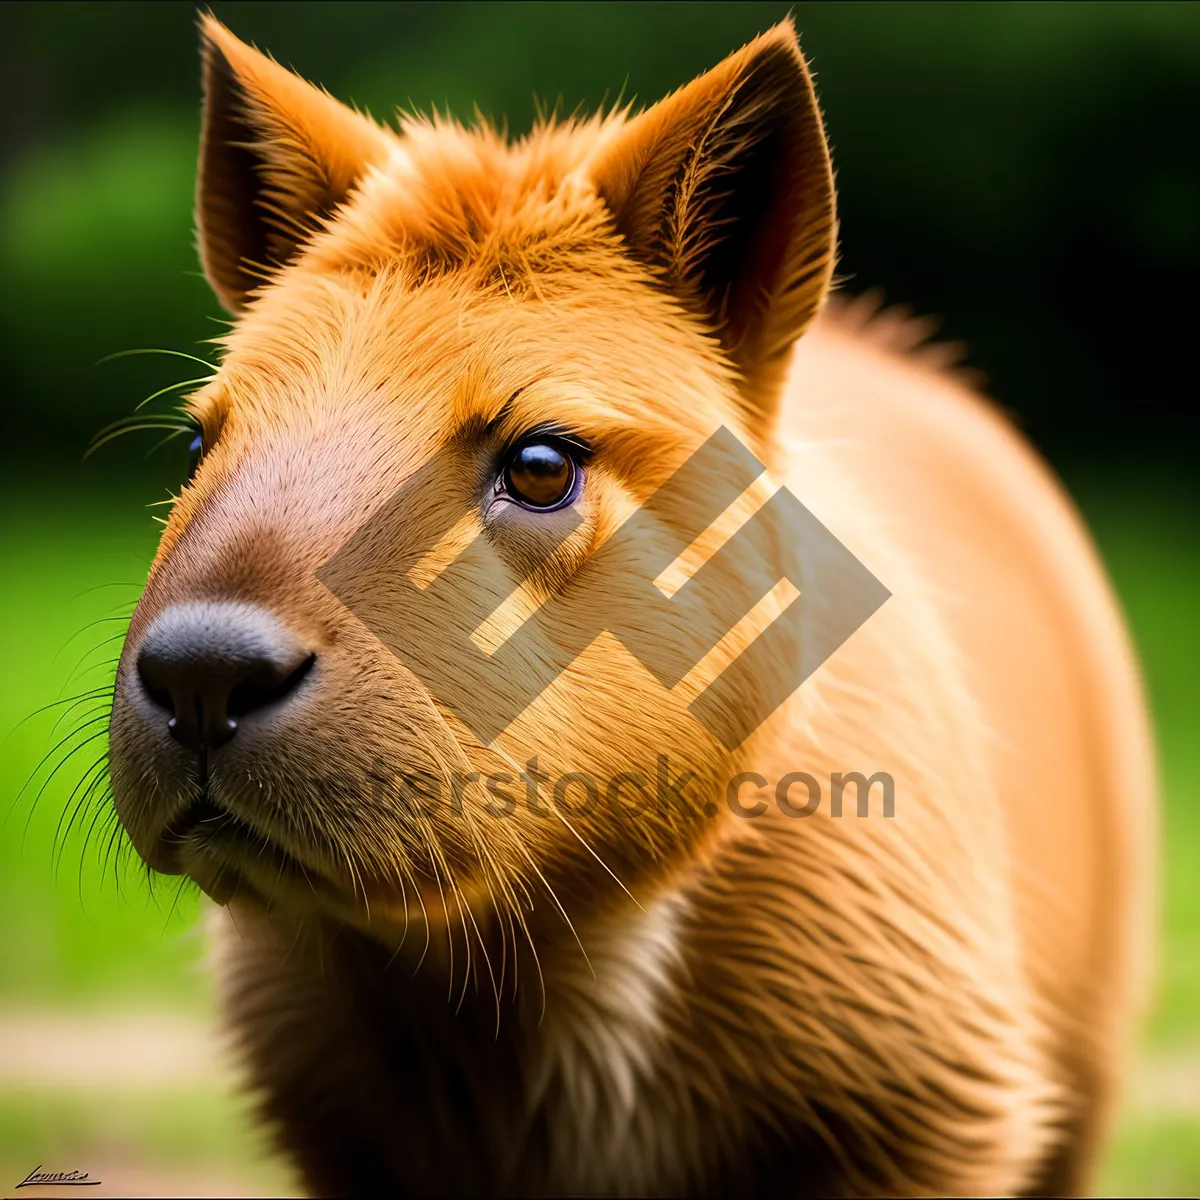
1104, 1113, 1200, 1196
0, 466, 1196, 1193
0, 485, 207, 1011
1063, 464, 1200, 1052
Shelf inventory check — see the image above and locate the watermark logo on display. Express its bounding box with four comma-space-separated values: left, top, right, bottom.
319, 426, 889, 750
347, 759, 895, 822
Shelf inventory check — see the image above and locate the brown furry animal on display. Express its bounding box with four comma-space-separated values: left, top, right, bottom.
107, 16, 1156, 1197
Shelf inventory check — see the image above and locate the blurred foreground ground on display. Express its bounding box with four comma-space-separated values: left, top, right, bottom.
1, 465, 1197, 1196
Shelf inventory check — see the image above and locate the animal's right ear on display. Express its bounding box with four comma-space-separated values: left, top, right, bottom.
197, 16, 394, 313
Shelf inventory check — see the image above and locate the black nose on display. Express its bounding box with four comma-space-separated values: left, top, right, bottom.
136, 602, 315, 762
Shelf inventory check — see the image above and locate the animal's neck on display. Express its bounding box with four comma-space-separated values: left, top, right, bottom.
325, 885, 695, 1190
518, 886, 695, 1191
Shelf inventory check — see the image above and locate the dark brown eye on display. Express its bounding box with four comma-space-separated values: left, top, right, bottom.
502, 439, 579, 510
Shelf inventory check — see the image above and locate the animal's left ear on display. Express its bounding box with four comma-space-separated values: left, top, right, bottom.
590, 20, 836, 436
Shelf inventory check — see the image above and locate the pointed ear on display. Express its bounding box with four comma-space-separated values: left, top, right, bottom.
590, 21, 836, 433
197, 16, 394, 312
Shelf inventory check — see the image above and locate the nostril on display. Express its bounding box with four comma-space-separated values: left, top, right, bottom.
135, 652, 178, 717
227, 653, 316, 718
141, 680, 176, 715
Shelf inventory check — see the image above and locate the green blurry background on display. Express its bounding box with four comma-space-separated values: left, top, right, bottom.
1, 2, 1196, 1194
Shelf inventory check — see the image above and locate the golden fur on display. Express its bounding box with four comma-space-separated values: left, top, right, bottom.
107, 16, 1156, 1196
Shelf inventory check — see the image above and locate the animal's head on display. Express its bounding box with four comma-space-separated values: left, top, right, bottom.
108, 17, 836, 943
